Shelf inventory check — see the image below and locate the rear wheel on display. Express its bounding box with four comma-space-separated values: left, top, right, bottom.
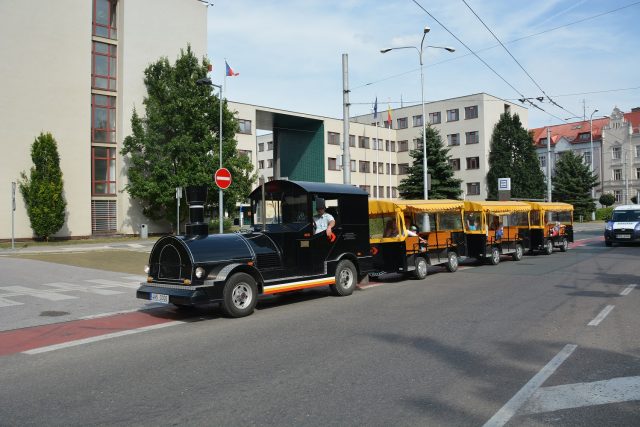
512, 244, 523, 261
414, 257, 428, 279
446, 251, 459, 272
544, 239, 553, 255
559, 237, 569, 252
488, 246, 500, 265
330, 260, 357, 296
221, 273, 258, 318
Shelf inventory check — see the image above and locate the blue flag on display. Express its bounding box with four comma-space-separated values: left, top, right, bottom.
373, 97, 378, 119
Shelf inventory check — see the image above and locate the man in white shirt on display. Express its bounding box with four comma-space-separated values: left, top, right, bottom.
313, 198, 335, 237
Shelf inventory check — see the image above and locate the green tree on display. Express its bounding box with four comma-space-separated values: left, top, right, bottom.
552, 151, 598, 218
599, 193, 615, 207
487, 112, 546, 200
398, 126, 462, 199
121, 46, 255, 230
18, 132, 66, 240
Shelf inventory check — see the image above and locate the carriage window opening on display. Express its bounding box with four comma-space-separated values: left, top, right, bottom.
530, 211, 540, 226
465, 212, 481, 231
282, 195, 307, 223
546, 211, 572, 224
369, 215, 397, 238
437, 212, 462, 230
413, 213, 435, 232
510, 212, 529, 226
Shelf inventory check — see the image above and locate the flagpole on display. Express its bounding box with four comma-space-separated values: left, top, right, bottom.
376, 122, 379, 198
388, 122, 391, 198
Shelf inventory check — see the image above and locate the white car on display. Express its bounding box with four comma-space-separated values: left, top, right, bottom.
604, 204, 640, 246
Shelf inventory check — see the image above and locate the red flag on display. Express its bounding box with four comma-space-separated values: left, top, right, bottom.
387, 105, 392, 128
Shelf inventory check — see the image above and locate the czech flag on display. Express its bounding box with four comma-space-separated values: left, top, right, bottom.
225, 60, 239, 77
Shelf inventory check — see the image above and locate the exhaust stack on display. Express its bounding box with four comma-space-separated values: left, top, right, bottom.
185, 185, 209, 236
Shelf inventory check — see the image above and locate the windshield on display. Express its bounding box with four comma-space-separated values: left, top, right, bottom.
611, 210, 640, 222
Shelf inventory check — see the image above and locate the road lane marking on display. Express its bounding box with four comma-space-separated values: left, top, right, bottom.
0, 297, 23, 307
588, 305, 615, 326
43, 282, 123, 296
85, 278, 139, 289
620, 284, 636, 296
483, 344, 577, 427
23, 321, 184, 354
0, 286, 77, 301
521, 376, 640, 414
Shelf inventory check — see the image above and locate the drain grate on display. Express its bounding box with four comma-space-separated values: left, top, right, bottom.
39, 311, 70, 317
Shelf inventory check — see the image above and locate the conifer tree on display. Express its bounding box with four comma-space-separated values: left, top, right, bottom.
19, 132, 66, 240
398, 126, 462, 199
552, 151, 598, 218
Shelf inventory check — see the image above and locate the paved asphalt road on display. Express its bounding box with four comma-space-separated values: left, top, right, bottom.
0, 228, 638, 426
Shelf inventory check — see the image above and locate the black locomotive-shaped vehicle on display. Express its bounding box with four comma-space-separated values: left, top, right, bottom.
137, 180, 373, 317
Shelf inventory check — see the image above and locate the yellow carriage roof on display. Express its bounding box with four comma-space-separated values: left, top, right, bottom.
463, 200, 531, 214
369, 199, 463, 215
526, 202, 574, 211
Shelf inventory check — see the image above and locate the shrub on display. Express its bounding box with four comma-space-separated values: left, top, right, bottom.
596, 207, 614, 221
209, 218, 234, 233
599, 193, 615, 207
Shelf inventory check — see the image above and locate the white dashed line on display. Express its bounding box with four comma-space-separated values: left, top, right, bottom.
620, 284, 636, 296
588, 305, 615, 326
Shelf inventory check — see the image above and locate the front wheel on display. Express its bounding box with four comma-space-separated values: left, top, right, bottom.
488, 246, 500, 265
414, 256, 428, 280
330, 260, 357, 296
544, 239, 553, 255
512, 244, 524, 261
446, 251, 459, 272
221, 273, 258, 318
559, 237, 569, 252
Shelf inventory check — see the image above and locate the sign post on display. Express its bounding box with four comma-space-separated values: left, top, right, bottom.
11, 182, 16, 250
175, 187, 182, 235
498, 177, 511, 201
214, 168, 232, 234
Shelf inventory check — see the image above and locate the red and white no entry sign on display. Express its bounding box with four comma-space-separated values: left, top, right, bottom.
214, 167, 232, 189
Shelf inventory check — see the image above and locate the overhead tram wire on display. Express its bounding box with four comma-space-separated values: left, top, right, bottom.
461, 0, 580, 120
352, 2, 640, 92
410, 0, 566, 123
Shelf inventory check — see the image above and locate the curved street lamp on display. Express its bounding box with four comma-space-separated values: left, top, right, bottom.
381, 26, 455, 199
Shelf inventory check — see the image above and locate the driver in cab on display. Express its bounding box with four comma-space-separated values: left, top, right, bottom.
313, 198, 335, 237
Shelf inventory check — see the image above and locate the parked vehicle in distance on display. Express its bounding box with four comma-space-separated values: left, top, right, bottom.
604, 204, 640, 246
463, 201, 531, 264
526, 202, 574, 254
137, 180, 373, 317
368, 199, 464, 279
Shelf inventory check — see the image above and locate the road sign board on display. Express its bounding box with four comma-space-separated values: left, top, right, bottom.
214, 168, 232, 189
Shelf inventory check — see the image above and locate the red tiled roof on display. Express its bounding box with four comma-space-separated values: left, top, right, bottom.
530, 110, 640, 147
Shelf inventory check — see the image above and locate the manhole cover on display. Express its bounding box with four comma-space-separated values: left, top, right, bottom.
39, 311, 70, 317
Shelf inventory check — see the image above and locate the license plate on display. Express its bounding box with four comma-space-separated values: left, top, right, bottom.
150, 293, 169, 304
616, 234, 631, 239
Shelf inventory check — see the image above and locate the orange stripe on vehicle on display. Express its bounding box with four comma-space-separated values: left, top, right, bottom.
263, 278, 336, 295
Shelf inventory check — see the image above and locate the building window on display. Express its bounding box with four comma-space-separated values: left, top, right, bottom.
92, 147, 116, 195
328, 157, 338, 170
465, 131, 479, 145
578, 132, 590, 141
398, 163, 409, 175
464, 105, 478, 119
413, 115, 423, 127
447, 108, 459, 122
358, 136, 370, 149
397, 117, 408, 129
385, 140, 396, 152
398, 140, 409, 152
414, 138, 423, 151
238, 150, 251, 160
384, 119, 392, 128
583, 151, 591, 166
636, 168, 640, 179
539, 155, 546, 167
328, 132, 340, 145
467, 182, 480, 196
258, 160, 264, 169
466, 157, 480, 170
238, 119, 252, 135
267, 141, 273, 150
91, 94, 116, 143
349, 135, 356, 147
429, 112, 441, 125
635, 145, 640, 158
612, 146, 622, 160
258, 143, 264, 152
359, 161, 370, 173
350, 159, 356, 172
91, 200, 116, 233
93, 0, 117, 39
377, 162, 383, 174
613, 169, 622, 181
92, 41, 117, 91
392, 187, 398, 198
267, 159, 273, 168
447, 133, 460, 146
359, 185, 371, 195
449, 158, 460, 171
614, 190, 622, 203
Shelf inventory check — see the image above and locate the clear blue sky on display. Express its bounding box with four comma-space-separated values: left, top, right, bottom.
205, 0, 640, 129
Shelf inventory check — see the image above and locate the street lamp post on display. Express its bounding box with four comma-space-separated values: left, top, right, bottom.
196, 77, 224, 234
589, 109, 598, 220
381, 27, 455, 200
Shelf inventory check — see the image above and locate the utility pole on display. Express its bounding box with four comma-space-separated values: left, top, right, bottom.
546, 127, 552, 202
342, 54, 351, 185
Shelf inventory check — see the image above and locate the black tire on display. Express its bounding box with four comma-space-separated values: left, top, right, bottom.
512, 244, 524, 261
559, 237, 569, 252
605, 241, 612, 247
330, 260, 357, 296
488, 246, 500, 265
221, 272, 258, 318
446, 251, 459, 272
414, 256, 428, 279
544, 239, 553, 255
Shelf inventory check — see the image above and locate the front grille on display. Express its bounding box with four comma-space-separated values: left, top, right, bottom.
158, 244, 189, 279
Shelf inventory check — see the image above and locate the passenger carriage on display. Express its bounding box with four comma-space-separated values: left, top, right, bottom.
463, 201, 531, 265
525, 202, 574, 254
137, 180, 373, 318
368, 199, 465, 279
